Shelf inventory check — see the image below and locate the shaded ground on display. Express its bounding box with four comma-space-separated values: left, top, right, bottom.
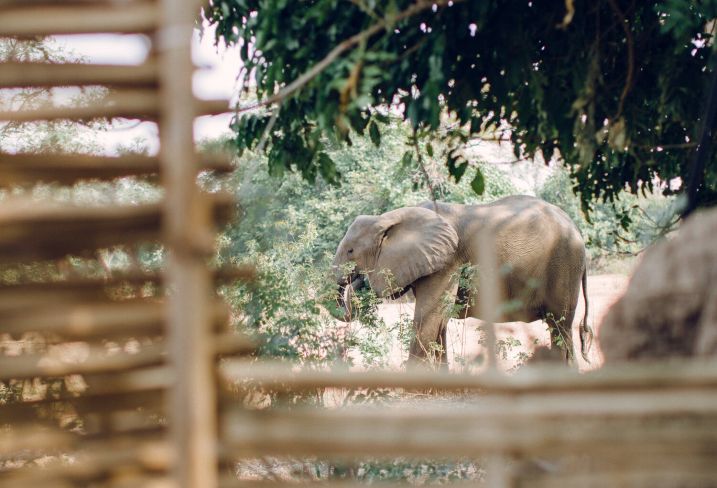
350, 274, 628, 372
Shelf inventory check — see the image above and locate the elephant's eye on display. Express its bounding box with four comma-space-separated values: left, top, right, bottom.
347, 248, 354, 255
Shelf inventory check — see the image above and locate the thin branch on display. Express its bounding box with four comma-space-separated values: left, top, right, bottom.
235, 0, 462, 114
255, 107, 280, 153
634, 142, 698, 150
607, 0, 634, 121
411, 132, 438, 211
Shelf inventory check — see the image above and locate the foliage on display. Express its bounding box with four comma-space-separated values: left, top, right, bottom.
205, 0, 717, 212
539, 164, 681, 264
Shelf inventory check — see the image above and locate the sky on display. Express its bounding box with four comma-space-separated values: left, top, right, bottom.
52, 25, 242, 155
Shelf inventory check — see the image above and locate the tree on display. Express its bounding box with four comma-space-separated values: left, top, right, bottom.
204, 0, 717, 212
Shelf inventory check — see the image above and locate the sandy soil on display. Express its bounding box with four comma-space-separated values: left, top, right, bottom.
348, 274, 628, 372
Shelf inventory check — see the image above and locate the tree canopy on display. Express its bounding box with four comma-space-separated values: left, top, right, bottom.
204, 0, 717, 212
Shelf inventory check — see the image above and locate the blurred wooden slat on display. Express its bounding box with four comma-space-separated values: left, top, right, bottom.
0, 343, 165, 380
528, 471, 717, 488
0, 90, 159, 123
214, 469, 717, 488
81, 365, 172, 395
0, 440, 171, 488
0, 91, 231, 122
0, 2, 158, 36
0, 201, 162, 262
0, 331, 250, 381
0, 61, 158, 88
222, 406, 717, 458
2, 299, 164, 339
214, 264, 257, 284
0, 193, 233, 262
0, 426, 74, 456
0, 152, 233, 185
213, 332, 256, 357
0, 265, 254, 310
0, 389, 165, 424
220, 359, 717, 393
226, 389, 717, 418
0, 0, 149, 5
0, 272, 160, 312
1, 299, 233, 339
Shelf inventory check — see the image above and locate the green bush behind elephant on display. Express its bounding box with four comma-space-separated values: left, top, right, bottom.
333, 195, 592, 365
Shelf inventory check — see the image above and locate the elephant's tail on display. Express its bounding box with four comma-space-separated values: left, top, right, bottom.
579, 267, 594, 362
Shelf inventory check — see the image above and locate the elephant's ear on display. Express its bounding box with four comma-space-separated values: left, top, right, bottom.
368, 207, 459, 296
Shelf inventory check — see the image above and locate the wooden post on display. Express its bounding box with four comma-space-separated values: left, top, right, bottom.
158, 1, 217, 486
477, 229, 502, 370
477, 230, 511, 487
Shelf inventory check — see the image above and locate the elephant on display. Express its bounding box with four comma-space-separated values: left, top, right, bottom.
599, 207, 717, 362
332, 195, 592, 366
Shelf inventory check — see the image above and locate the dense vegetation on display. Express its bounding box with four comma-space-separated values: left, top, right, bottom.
205, 0, 717, 213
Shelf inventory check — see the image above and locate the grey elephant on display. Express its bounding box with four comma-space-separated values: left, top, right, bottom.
600, 207, 717, 362
333, 195, 592, 365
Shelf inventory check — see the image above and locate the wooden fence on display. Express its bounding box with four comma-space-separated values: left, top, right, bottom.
1, 1, 716, 487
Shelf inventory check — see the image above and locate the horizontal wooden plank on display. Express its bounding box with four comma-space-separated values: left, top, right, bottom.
0, 90, 231, 122
0, 342, 165, 380
0, 265, 254, 309
0, 426, 74, 457
0, 272, 161, 311
2, 299, 164, 339
1, 299, 232, 339
81, 365, 171, 396
214, 264, 257, 283
0, 389, 164, 424
527, 470, 717, 488
0, 200, 161, 262
214, 332, 257, 357
0, 332, 251, 380
220, 359, 717, 393
0, 2, 158, 36
0, 61, 158, 88
0, 192, 233, 262
0, 440, 171, 488
0, 152, 233, 185
222, 404, 717, 458
226, 389, 717, 419
215, 469, 717, 488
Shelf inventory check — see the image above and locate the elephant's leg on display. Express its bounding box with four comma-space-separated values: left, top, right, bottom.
545, 307, 577, 365
409, 268, 458, 367
437, 322, 449, 370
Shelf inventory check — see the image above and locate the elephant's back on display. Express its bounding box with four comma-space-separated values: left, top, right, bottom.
465, 196, 585, 291
417, 196, 585, 260
482, 196, 581, 242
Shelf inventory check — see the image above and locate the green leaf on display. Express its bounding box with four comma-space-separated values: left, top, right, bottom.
400, 150, 413, 167
426, 143, 434, 157
317, 152, 338, 184
470, 168, 485, 195
373, 112, 390, 124
348, 110, 369, 134
368, 120, 381, 147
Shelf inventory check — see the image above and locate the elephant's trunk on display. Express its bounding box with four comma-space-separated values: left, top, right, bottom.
334, 273, 365, 322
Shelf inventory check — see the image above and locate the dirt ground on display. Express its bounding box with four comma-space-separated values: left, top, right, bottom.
353, 274, 628, 372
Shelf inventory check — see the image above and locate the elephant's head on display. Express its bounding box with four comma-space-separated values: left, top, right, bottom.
332, 206, 459, 321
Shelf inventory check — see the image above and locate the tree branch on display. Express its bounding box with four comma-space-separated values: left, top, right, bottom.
607, 0, 634, 121
411, 133, 438, 210
235, 0, 462, 115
